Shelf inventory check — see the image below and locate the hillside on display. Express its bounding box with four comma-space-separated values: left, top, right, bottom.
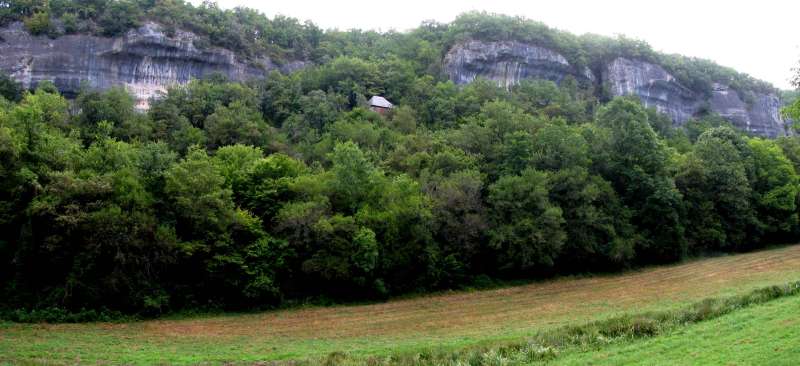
3, 0, 800, 326
0, 2, 790, 136
2, 244, 799, 364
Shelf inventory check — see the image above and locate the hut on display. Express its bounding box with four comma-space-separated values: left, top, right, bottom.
368, 96, 394, 115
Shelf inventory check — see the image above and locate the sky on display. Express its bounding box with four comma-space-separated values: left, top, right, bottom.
200, 0, 799, 90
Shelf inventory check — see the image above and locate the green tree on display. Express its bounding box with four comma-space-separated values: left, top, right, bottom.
0, 73, 22, 102
783, 62, 800, 127
594, 97, 686, 262
76, 87, 136, 141
487, 169, 565, 273
327, 141, 378, 213
204, 102, 269, 150
390, 105, 418, 134
237, 153, 307, 224
676, 127, 754, 252
748, 138, 800, 240
257, 71, 301, 126
164, 146, 283, 306
424, 169, 487, 280
532, 123, 634, 270
23, 11, 54, 36
98, 0, 142, 36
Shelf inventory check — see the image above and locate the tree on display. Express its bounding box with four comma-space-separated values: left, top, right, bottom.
487, 169, 565, 273
308, 56, 383, 106
298, 215, 378, 289
425, 169, 488, 280
327, 141, 378, 213
76, 87, 136, 141
783, 61, 800, 127
237, 153, 307, 224
390, 105, 417, 134
355, 173, 434, 293
0, 73, 22, 102
676, 127, 754, 252
511, 80, 590, 122
449, 100, 543, 179
164, 146, 233, 238
595, 97, 686, 262
164, 146, 283, 306
23, 11, 54, 36
9, 135, 179, 313
298, 90, 344, 131
532, 123, 634, 270
204, 102, 269, 150
98, 0, 142, 36
748, 138, 800, 241
257, 71, 301, 126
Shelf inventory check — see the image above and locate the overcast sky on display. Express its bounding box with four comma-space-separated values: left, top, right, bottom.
201, 0, 799, 89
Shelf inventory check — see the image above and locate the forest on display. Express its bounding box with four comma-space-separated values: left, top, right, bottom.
1, 0, 800, 320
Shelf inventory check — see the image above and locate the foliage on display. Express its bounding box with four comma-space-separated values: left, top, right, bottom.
783, 62, 800, 130
23, 10, 54, 36
676, 127, 755, 251
593, 98, 687, 262
488, 169, 565, 272
6, 0, 321, 62
0, 72, 23, 102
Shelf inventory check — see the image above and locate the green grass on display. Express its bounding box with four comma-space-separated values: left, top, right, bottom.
556, 292, 800, 365
1, 245, 800, 365
303, 280, 800, 365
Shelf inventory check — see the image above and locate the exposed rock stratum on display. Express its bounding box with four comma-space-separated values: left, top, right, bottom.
0, 22, 293, 109
445, 40, 789, 137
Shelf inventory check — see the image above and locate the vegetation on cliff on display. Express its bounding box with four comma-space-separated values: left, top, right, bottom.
1, 1, 778, 96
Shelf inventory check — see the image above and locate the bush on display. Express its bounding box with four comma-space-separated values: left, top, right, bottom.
0, 72, 22, 102
23, 11, 54, 36
1, 307, 131, 323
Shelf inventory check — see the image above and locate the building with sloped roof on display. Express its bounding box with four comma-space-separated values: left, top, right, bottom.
368, 96, 394, 115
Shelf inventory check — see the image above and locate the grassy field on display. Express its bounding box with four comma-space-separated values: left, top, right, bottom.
556, 292, 800, 365
2, 244, 800, 364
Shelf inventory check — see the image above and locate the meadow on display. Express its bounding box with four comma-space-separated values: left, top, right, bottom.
556, 293, 800, 365
2, 244, 800, 365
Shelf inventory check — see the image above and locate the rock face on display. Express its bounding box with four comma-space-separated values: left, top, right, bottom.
444, 40, 789, 138
603, 57, 700, 124
444, 40, 594, 89
708, 83, 786, 138
0, 22, 289, 109
605, 58, 788, 138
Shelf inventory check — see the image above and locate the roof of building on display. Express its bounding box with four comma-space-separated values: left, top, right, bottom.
369, 96, 393, 109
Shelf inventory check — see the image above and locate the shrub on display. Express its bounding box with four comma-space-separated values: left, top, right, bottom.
23, 11, 54, 36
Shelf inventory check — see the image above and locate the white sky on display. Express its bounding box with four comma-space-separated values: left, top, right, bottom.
202, 0, 799, 90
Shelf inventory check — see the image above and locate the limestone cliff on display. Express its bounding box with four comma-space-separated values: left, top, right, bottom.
444, 40, 594, 89
603, 57, 699, 124
444, 41, 789, 138
0, 22, 298, 109
708, 82, 785, 138
604, 58, 788, 138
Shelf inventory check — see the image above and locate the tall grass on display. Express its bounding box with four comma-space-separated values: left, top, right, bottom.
305, 280, 800, 366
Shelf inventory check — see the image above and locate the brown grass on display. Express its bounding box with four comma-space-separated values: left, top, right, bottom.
143, 245, 800, 339
5, 245, 800, 362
